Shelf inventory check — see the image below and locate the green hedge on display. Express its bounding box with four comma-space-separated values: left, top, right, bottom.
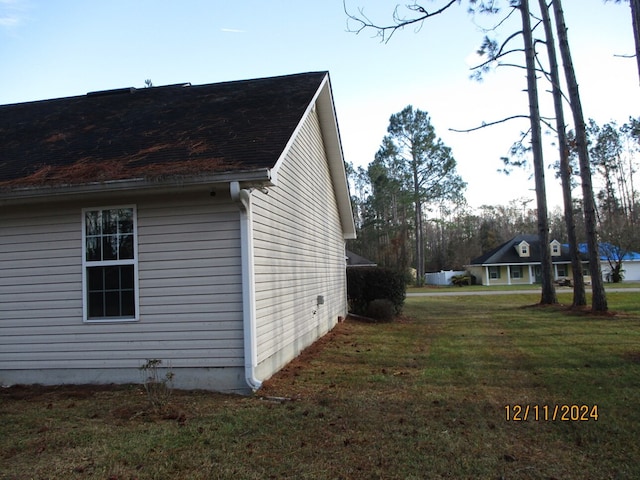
347, 267, 406, 317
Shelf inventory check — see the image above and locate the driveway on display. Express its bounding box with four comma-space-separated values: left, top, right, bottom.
407, 288, 640, 297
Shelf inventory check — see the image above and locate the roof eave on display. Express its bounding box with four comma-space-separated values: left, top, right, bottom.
316, 75, 357, 240
270, 73, 356, 240
0, 168, 273, 206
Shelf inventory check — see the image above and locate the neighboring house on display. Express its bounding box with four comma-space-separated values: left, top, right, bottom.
467, 234, 589, 286
0, 72, 356, 393
579, 243, 640, 282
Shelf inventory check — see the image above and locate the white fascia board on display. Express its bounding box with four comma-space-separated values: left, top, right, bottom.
316, 75, 357, 240
270, 73, 356, 240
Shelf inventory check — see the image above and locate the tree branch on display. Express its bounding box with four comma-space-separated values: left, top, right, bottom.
470, 49, 524, 71
472, 4, 518, 33
449, 115, 531, 133
494, 30, 524, 58
344, 0, 459, 43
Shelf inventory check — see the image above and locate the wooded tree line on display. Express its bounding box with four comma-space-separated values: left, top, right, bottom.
347, 115, 639, 276
344, 0, 639, 312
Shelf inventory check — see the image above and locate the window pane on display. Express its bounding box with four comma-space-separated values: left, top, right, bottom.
121, 291, 135, 316
102, 235, 118, 260
118, 209, 134, 234
88, 292, 104, 318
120, 265, 134, 289
88, 267, 104, 290
104, 266, 120, 290
105, 291, 121, 316
85, 211, 101, 236
119, 234, 134, 259
102, 210, 118, 234
86, 237, 102, 261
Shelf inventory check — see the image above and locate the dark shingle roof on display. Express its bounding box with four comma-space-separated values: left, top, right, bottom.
0, 72, 327, 188
469, 234, 586, 265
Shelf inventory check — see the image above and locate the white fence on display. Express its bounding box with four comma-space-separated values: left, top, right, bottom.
424, 270, 467, 286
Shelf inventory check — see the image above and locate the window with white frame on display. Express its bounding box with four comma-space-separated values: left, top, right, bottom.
557, 265, 567, 277
489, 266, 501, 279
82, 207, 138, 321
551, 240, 561, 256
511, 266, 523, 279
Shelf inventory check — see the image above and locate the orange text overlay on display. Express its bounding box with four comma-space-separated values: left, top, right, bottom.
505, 404, 599, 422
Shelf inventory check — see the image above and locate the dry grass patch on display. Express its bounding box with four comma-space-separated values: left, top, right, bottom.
1, 292, 639, 479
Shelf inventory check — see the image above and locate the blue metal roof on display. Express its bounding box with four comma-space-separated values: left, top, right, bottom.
575, 243, 640, 261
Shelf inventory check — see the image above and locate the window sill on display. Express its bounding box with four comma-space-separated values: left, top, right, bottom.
84, 317, 139, 324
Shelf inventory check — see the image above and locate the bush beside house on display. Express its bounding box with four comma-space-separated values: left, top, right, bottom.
347, 267, 406, 320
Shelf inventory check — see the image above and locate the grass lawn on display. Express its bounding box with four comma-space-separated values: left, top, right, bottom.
407, 281, 640, 293
2, 292, 640, 479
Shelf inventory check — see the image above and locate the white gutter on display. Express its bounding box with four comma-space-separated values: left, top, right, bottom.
0, 168, 273, 206
230, 181, 262, 391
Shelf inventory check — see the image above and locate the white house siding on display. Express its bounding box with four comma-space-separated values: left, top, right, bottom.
623, 262, 640, 281
0, 193, 247, 392
251, 107, 348, 381
602, 261, 640, 282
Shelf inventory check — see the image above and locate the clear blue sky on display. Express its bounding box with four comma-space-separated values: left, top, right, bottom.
1, 0, 637, 210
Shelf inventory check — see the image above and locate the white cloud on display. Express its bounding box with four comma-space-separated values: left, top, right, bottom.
0, 0, 29, 29
0, 15, 19, 26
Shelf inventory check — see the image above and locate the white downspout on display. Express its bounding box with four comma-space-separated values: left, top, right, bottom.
230, 181, 262, 391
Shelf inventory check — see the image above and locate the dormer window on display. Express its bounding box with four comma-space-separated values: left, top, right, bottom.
550, 240, 561, 257
517, 240, 530, 257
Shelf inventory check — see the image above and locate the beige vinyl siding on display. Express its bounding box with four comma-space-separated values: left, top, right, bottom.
137, 198, 243, 334
0, 207, 83, 324
0, 194, 245, 389
252, 107, 347, 379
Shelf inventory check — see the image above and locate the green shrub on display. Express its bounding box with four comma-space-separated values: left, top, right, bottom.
347, 267, 406, 316
365, 299, 396, 322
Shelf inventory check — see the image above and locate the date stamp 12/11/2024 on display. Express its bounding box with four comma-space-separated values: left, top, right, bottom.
505, 404, 599, 422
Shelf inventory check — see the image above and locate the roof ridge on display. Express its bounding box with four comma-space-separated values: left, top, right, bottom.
0, 72, 329, 108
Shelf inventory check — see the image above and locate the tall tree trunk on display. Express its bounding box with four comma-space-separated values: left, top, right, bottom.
415, 201, 424, 286
413, 162, 425, 286
520, 0, 557, 304
631, 0, 640, 85
552, 0, 608, 312
538, 0, 586, 307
